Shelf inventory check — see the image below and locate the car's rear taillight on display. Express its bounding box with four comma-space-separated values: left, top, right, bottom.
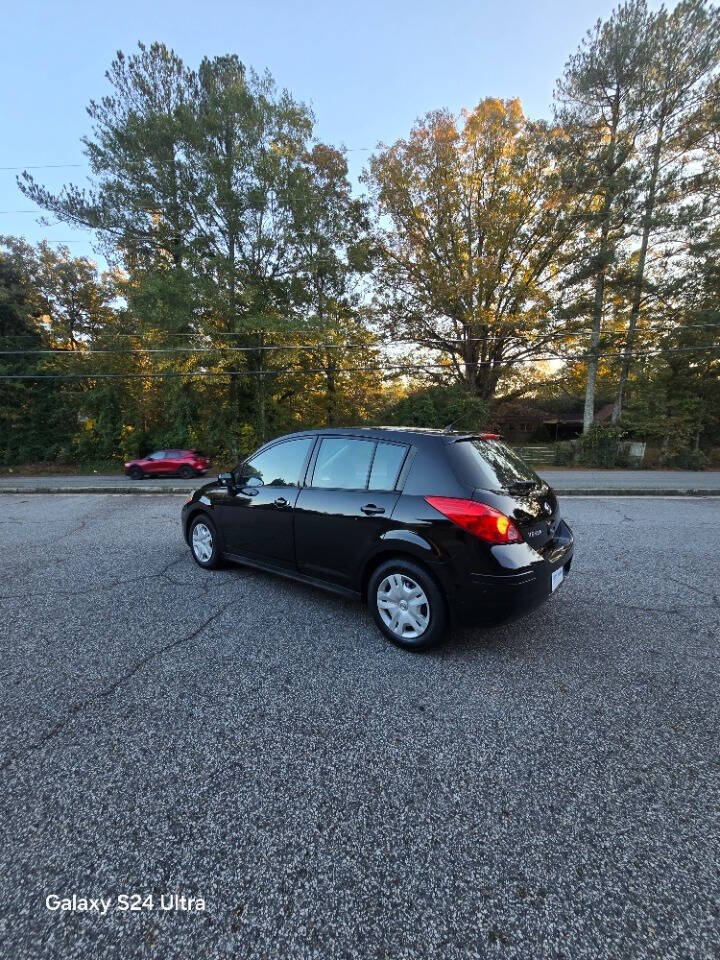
425, 496, 522, 544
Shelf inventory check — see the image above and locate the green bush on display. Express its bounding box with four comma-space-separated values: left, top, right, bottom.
664, 447, 709, 471
381, 383, 489, 432
554, 442, 575, 465
574, 425, 625, 467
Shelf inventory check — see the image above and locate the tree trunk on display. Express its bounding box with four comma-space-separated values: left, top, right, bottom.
583, 88, 620, 434
325, 350, 337, 426
254, 334, 266, 442
228, 370, 240, 461
612, 124, 664, 424
583, 260, 607, 433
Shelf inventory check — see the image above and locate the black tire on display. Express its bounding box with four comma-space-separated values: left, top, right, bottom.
178, 465, 195, 479
188, 514, 223, 569
128, 466, 143, 480
367, 557, 447, 651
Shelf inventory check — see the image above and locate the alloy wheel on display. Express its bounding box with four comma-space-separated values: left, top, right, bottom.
192, 522, 213, 563
376, 573, 430, 639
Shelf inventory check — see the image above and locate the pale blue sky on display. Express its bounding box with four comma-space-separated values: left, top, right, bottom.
1, 0, 665, 263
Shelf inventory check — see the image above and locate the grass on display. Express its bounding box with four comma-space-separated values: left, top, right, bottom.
0, 461, 122, 476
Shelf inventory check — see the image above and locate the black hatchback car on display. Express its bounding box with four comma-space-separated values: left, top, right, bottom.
181, 427, 573, 650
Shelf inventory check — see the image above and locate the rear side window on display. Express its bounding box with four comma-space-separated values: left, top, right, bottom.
368, 442, 407, 490
450, 439, 540, 491
243, 437, 313, 487
312, 438, 375, 490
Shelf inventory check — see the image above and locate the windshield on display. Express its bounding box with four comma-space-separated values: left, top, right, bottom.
450, 438, 541, 492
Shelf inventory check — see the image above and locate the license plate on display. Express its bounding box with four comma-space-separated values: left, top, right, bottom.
551, 567, 564, 592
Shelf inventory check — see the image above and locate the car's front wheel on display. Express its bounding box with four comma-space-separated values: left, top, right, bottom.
128, 466, 143, 480
368, 558, 447, 651
189, 515, 223, 569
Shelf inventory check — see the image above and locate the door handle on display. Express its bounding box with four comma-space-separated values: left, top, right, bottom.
361, 503, 385, 515
239, 487, 259, 497
274, 497, 289, 508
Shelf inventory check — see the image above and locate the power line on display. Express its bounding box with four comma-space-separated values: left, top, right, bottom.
0, 367, 439, 381
2, 346, 718, 380
0, 239, 87, 244
0, 149, 375, 171
0, 164, 86, 171
0, 337, 717, 357
1, 321, 716, 344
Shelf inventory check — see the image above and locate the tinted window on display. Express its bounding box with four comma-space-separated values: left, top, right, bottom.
243, 437, 313, 487
148, 451, 165, 461
312, 438, 375, 490
368, 442, 407, 490
450, 439, 541, 491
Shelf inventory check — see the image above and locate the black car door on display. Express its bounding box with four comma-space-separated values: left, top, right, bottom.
294, 437, 408, 588
220, 436, 315, 569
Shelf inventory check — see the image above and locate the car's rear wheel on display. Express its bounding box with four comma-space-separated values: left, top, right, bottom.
128, 466, 143, 480
178, 465, 195, 479
189, 515, 222, 569
368, 558, 446, 651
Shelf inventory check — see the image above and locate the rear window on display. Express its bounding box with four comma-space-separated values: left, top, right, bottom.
450, 439, 541, 491
368, 442, 407, 491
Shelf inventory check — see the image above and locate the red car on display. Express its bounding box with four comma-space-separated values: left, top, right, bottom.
124, 449, 210, 480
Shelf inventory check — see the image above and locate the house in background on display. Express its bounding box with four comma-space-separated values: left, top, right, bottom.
491, 398, 615, 442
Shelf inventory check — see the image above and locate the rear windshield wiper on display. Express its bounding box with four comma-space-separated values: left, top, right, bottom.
507, 480, 537, 493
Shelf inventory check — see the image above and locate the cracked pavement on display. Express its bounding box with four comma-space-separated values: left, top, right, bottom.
0, 494, 719, 959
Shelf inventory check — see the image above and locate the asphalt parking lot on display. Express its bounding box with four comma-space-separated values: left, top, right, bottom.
1, 495, 719, 959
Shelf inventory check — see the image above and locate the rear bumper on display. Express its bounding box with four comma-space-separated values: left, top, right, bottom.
451, 519, 574, 626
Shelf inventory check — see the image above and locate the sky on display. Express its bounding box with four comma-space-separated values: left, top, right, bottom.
0, 0, 666, 265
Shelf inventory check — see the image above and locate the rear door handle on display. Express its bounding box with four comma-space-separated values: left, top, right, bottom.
239, 487, 259, 497
274, 497, 289, 508
361, 503, 385, 515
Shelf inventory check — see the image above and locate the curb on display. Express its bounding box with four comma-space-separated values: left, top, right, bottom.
0, 485, 192, 494
552, 488, 720, 497
1, 485, 720, 497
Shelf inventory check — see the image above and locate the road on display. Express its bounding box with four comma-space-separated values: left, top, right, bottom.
1, 468, 720, 494
1, 495, 719, 959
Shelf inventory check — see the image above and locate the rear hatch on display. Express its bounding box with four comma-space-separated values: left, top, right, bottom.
447, 436, 560, 550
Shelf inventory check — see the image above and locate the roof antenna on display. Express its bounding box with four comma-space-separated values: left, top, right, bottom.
442, 416, 463, 433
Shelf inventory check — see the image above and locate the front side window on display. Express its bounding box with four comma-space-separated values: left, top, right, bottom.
311, 438, 375, 490
242, 437, 313, 487
148, 451, 165, 461
368, 442, 407, 490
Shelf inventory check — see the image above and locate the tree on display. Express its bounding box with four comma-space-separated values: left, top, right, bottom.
187, 57, 317, 441
0, 239, 97, 462
365, 98, 577, 404
17, 44, 378, 460
32, 242, 114, 348
555, 0, 653, 431
20, 43, 198, 332
0, 244, 46, 462
288, 143, 376, 425
612, 0, 720, 423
